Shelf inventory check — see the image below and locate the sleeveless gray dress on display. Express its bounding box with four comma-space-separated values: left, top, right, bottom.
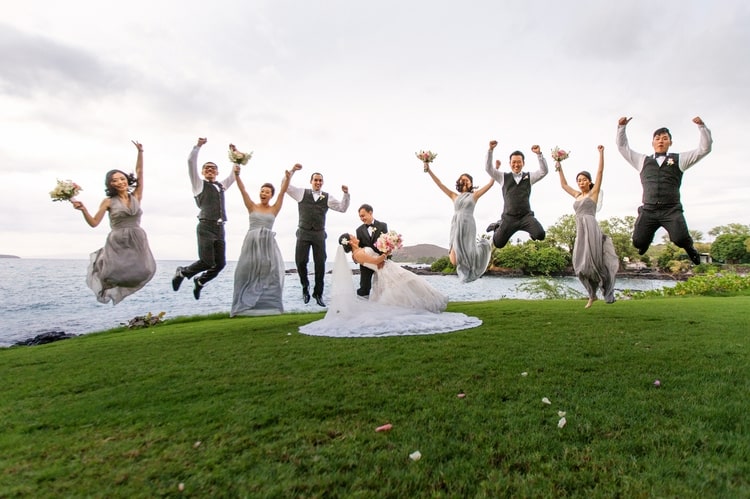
449, 192, 492, 283
572, 196, 619, 303
87, 194, 156, 305
231, 211, 285, 316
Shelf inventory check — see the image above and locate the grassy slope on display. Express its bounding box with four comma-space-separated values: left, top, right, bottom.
1, 297, 748, 497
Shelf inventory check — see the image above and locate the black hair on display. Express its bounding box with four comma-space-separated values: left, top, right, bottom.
310, 172, 323, 182
509, 150, 525, 161
652, 127, 672, 140
455, 173, 475, 192
338, 233, 353, 253
576, 171, 594, 189
261, 182, 275, 195
358, 203, 373, 213
104, 169, 137, 197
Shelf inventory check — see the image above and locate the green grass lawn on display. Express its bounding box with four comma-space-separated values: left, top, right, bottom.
1, 297, 748, 497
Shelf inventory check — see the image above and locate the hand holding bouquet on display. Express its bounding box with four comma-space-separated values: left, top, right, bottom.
415, 150, 438, 172
50, 179, 82, 202
551, 146, 570, 171
228, 144, 253, 165
375, 230, 404, 254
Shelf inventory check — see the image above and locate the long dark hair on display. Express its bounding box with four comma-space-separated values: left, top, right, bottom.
104, 169, 137, 197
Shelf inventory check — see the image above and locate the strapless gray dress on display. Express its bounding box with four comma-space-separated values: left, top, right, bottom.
231, 211, 285, 316
572, 196, 618, 302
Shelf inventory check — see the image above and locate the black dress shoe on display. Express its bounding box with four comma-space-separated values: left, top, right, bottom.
686, 246, 701, 265
302, 289, 310, 304
313, 295, 326, 307
486, 222, 499, 233
172, 266, 185, 291
193, 278, 204, 300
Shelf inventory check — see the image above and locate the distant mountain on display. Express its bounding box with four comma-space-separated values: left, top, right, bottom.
391, 244, 448, 262
0, 254, 20, 259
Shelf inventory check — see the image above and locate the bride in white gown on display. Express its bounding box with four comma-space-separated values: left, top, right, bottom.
298, 233, 482, 338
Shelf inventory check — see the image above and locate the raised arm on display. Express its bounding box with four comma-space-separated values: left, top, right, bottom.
188, 137, 207, 196
589, 145, 605, 202
132, 140, 144, 201
556, 161, 580, 199
472, 177, 495, 202
529, 145, 548, 184
270, 168, 294, 215
615, 116, 645, 171
233, 164, 256, 213
678, 116, 713, 171
485, 140, 504, 185
424, 163, 457, 201
327, 185, 350, 212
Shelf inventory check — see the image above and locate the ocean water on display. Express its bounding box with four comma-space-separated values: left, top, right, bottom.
0, 259, 675, 347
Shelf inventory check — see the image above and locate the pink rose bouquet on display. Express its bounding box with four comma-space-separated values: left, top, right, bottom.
375, 230, 403, 254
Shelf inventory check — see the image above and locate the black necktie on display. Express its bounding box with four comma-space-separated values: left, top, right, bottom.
655, 153, 667, 158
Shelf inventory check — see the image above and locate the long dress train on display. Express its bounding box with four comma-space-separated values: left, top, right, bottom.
86, 194, 156, 305
572, 196, 619, 303
231, 212, 285, 316
299, 247, 482, 337
450, 192, 491, 283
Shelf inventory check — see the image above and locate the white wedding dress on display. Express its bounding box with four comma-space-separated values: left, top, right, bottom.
299, 247, 482, 338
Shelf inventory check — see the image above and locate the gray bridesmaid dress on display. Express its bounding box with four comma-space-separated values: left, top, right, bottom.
86, 194, 156, 305
572, 196, 619, 303
449, 192, 492, 283
231, 211, 285, 316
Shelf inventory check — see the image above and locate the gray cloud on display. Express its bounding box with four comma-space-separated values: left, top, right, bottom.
0, 24, 132, 98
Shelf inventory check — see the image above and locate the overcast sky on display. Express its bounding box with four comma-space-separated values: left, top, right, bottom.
2, 0, 748, 261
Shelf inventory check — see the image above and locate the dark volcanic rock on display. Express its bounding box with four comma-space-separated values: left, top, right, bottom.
14, 330, 77, 346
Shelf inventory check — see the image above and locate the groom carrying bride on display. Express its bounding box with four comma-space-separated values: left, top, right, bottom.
355, 204, 388, 298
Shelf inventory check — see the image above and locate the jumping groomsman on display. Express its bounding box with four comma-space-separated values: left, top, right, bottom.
286, 167, 350, 307
172, 137, 238, 299
485, 140, 549, 248
616, 116, 712, 264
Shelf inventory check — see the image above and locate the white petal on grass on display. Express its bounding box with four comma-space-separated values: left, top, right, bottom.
542, 397, 551, 405
409, 450, 422, 461
557, 411, 566, 417
558, 417, 567, 428
521, 372, 528, 377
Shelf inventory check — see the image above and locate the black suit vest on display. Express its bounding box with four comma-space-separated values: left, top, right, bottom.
640, 154, 682, 205
298, 190, 329, 230
502, 172, 532, 216
195, 180, 227, 221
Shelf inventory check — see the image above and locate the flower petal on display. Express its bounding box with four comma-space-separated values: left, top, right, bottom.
542, 397, 551, 405
409, 450, 422, 461
558, 417, 567, 428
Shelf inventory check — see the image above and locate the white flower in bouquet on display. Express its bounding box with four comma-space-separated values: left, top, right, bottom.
375, 230, 404, 254
228, 144, 253, 165
50, 179, 82, 202
415, 150, 438, 172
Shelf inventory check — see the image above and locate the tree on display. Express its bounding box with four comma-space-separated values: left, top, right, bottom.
599, 216, 638, 269
710, 234, 750, 264
491, 240, 569, 275
546, 214, 577, 255
689, 229, 704, 243
708, 223, 750, 237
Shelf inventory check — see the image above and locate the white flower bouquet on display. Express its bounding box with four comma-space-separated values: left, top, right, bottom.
375, 230, 404, 254
415, 150, 438, 172
228, 144, 253, 165
50, 179, 82, 202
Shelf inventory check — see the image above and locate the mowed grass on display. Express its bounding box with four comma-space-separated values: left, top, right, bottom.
1, 296, 748, 497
